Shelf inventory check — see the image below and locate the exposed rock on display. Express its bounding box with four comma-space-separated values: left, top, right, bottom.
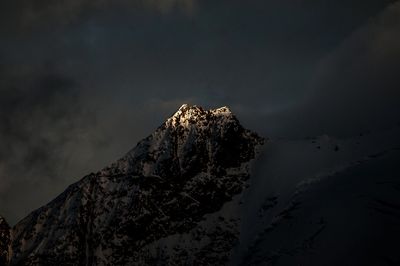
0, 215, 10, 265
9, 104, 263, 265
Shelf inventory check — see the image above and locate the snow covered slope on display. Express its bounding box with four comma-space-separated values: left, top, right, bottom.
8, 104, 263, 265
232, 126, 400, 265
5, 104, 400, 265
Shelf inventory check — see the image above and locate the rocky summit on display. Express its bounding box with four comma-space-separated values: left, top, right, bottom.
6, 104, 263, 265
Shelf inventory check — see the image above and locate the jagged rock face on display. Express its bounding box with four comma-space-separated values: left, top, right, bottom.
10, 105, 263, 265
0, 215, 10, 265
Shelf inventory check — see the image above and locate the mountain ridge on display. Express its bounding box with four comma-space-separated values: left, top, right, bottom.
5, 104, 264, 265
0, 215, 10, 265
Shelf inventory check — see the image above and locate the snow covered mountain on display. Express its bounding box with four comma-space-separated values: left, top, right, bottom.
6, 104, 264, 265
2, 104, 400, 265
232, 128, 400, 265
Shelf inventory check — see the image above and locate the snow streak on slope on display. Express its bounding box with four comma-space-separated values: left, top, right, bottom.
9, 104, 263, 265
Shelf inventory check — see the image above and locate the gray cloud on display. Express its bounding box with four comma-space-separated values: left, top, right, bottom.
294, 1, 400, 137
243, 1, 400, 138
0, 0, 197, 33
0, 66, 104, 224
0, 0, 398, 224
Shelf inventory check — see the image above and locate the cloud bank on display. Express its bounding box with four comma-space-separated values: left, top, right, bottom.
0, 0, 398, 224
254, 1, 400, 138
0, 0, 197, 32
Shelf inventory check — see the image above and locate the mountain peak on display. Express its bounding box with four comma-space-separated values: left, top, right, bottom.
172, 103, 204, 118
167, 104, 234, 129
177, 103, 192, 111
9, 104, 264, 265
174, 104, 232, 116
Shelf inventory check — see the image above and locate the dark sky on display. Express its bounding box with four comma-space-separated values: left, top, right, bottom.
1, 0, 399, 225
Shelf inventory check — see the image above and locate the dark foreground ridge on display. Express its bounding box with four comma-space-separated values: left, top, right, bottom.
5, 104, 264, 265
0, 216, 10, 265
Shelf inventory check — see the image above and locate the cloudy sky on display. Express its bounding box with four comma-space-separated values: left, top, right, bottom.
1, 0, 399, 224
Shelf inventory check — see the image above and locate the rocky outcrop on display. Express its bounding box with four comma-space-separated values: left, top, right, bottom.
0, 215, 10, 265
9, 104, 263, 265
